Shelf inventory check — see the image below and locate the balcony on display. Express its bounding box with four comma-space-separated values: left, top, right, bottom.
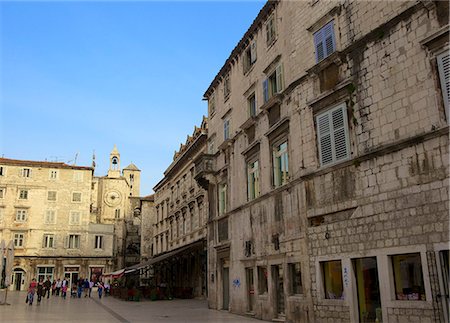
193, 154, 216, 190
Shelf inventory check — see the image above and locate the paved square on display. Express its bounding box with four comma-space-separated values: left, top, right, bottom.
0, 291, 258, 322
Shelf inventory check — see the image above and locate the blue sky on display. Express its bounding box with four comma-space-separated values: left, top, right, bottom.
0, 1, 265, 195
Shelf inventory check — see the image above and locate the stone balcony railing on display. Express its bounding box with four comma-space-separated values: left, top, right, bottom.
194, 154, 216, 189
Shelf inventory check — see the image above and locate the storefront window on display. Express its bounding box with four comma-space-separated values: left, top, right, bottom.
289, 263, 303, 295
392, 253, 425, 300
37, 266, 54, 282
321, 260, 344, 299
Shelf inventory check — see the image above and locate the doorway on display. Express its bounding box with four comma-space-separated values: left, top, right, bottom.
13, 270, 24, 291
272, 265, 285, 317
222, 266, 229, 310
246, 268, 255, 312
64, 271, 79, 290
352, 257, 382, 323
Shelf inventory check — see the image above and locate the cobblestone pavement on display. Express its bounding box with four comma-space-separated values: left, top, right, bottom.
0, 291, 258, 322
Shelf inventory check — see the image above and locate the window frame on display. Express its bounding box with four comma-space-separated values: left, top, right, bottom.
67, 234, 81, 249
313, 20, 336, 63
0, 166, 5, 176
257, 266, 269, 295
243, 41, 257, 73
266, 14, 276, 46
45, 209, 56, 224
437, 51, 449, 121
272, 139, 289, 188
49, 170, 58, 180
47, 190, 57, 201
21, 168, 32, 178
218, 182, 228, 216
248, 92, 257, 118
94, 235, 104, 250
247, 159, 260, 201
0, 187, 5, 199
289, 262, 303, 295
391, 253, 426, 301
14, 232, 25, 248
223, 73, 231, 100
42, 234, 55, 249
223, 118, 230, 141
15, 209, 27, 222
69, 211, 81, 225
263, 64, 283, 103
320, 260, 344, 300
18, 189, 29, 200
71, 192, 82, 203
316, 102, 351, 167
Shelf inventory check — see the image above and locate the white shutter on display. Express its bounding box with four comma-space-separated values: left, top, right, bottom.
331, 105, 350, 161
276, 64, 283, 93
437, 52, 450, 120
250, 41, 257, 64
317, 113, 333, 165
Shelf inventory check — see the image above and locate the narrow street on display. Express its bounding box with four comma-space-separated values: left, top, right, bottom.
0, 291, 258, 322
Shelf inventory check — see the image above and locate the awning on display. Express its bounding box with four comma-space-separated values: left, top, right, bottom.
102, 269, 125, 279
124, 240, 205, 275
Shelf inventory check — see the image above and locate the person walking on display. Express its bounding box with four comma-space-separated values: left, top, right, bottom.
83, 278, 89, 297
37, 278, 44, 304
55, 278, 62, 296
77, 278, 83, 298
27, 278, 37, 306
43, 276, 51, 299
97, 282, 104, 299
88, 279, 94, 297
61, 282, 68, 299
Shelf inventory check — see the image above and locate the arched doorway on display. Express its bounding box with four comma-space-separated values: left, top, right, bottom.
12, 268, 25, 291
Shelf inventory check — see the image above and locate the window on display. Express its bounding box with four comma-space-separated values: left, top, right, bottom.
208, 136, 216, 154
47, 191, 57, 201
130, 174, 134, 183
243, 41, 257, 73
223, 73, 231, 100
392, 253, 425, 301
273, 141, 289, 187
21, 168, 31, 178
72, 192, 82, 202
49, 170, 58, 180
94, 235, 103, 249
0, 166, 4, 176
248, 93, 257, 117
209, 92, 216, 116
69, 211, 81, 225
14, 233, 25, 248
258, 266, 268, 294
37, 266, 54, 282
73, 171, 83, 182
42, 234, 55, 248
314, 20, 336, 62
437, 51, 449, 119
289, 263, 303, 295
223, 119, 230, 140
263, 64, 283, 103
266, 14, 276, 45
0, 188, 5, 199
321, 260, 344, 299
15, 209, 27, 222
68, 234, 80, 249
316, 103, 350, 166
115, 209, 121, 219
247, 160, 260, 200
218, 182, 227, 215
19, 189, 28, 200
45, 210, 56, 224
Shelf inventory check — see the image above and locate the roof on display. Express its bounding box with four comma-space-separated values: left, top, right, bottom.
0, 158, 93, 171
203, 0, 279, 98
141, 194, 154, 202
124, 163, 140, 171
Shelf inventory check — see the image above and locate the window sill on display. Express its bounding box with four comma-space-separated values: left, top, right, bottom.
306, 78, 352, 112
265, 116, 289, 139
243, 63, 256, 76
240, 116, 256, 131
218, 139, 233, 151
306, 50, 342, 76
261, 93, 282, 112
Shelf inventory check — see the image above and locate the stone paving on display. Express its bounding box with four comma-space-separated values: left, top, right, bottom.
0, 291, 258, 322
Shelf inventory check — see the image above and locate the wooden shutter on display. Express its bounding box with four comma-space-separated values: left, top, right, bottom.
42, 235, 46, 248
314, 28, 325, 62
250, 41, 257, 64
276, 64, 283, 93
331, 104, 350, 161
317, 112, 333, 165
323, 21, 335, 58
437, 52, 450, 119
263, 79, 269, 103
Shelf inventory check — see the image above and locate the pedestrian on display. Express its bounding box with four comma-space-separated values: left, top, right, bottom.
27, 278, 37, 306
97, 282, 104, 299
77, 278, 83, 298
104, 281, 110, 296
61, 282, 68, 299
37, 277, 44, 304
89, 279, 94, 297
83, 278, 90, 297
43, 276, 52, 299
55, 278, 62, 296
51, 279, 57, 295
61, 278, 68, 297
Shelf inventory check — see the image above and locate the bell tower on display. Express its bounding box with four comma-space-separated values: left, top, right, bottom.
108, 145, 121, 178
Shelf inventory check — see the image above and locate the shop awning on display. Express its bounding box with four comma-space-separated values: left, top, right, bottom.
124, 240, 205, 275
102, 269, 125, 279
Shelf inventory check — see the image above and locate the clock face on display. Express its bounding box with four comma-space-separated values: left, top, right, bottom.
104, 190, 122, 207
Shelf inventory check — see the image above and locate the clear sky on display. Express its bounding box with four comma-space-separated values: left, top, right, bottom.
0, 0, 265, 195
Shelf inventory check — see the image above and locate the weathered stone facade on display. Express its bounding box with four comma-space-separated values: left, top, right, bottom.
152, 119, 209, 298
197, 1, 449, 322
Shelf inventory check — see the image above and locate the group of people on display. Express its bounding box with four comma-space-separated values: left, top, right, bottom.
26, 276, 110, 306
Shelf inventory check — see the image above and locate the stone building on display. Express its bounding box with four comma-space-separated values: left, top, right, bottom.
0, 158, 114, 291
196, 1, 449, 322
152, 119, 208, 298
0, 146, 143, 290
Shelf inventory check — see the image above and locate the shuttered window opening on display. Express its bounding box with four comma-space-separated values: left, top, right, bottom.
263, 64, 284, 103
314, 20, 336, 63
437, 51, 450, 122
316, 103, 350, 166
